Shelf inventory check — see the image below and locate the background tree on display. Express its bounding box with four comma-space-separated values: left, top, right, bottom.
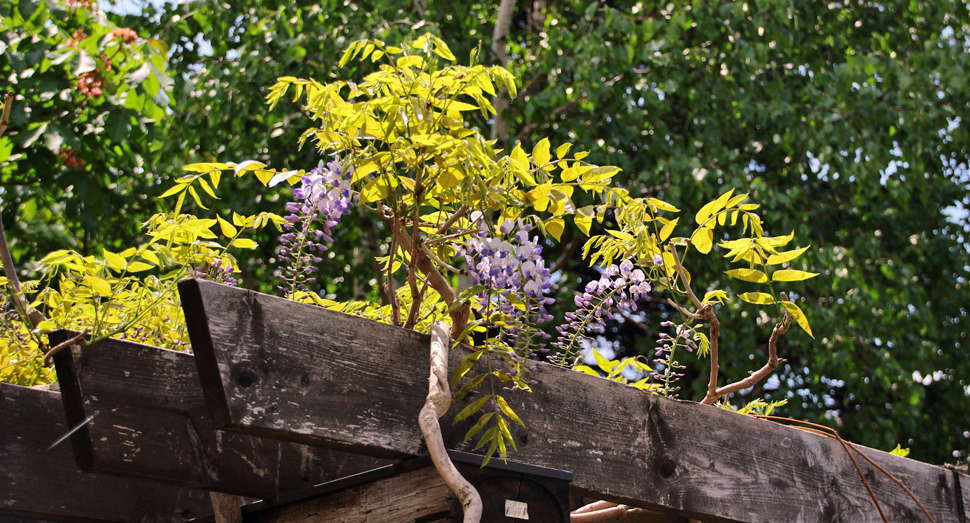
2, 0, 967, 464
0, 0, 173, 260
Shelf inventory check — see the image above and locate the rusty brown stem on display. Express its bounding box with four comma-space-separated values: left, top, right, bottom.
0, 93, 13, 139
43, 330, 90, 367
435, 205, 468, 235
388, 207, 468, 338
670, 245, 702, 309
404, 172, 426, 329
704, 315, 791, 405
379, 202, 402, 326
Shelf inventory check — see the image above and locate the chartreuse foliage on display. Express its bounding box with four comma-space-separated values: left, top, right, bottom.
251, 34, 813, 465
1, 34, 815, 467
0, 165, 283, 385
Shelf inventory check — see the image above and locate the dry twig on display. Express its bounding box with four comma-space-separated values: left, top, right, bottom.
419, 322, 482, 523
757, 415, 937, 523
43, 330, 89, 367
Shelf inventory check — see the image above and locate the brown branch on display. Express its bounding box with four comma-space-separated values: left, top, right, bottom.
435, 205, 469, 235
388, 208, 469, 338
699, 306, 720, 405
404, 174, 426, 329
549, 234, 581, 274
0, 93, 13, 139
43, 330, 89, 367
669, 246, 702, 309
490, 0, 516, 143
379, 202, 402, 326
704, 315, 790, 404
757, 416, 900, 523
419, 322, 482, 523
0, 117, 47, 330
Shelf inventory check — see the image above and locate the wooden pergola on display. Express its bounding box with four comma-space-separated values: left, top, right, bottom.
2, 279, 967, 523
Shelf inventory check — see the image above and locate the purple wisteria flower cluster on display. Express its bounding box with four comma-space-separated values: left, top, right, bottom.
551, 259, 651, 367
457, 220, 555, 355
189, 259, 238, 287
651, 320, 697, 394
277, 160, 356, 295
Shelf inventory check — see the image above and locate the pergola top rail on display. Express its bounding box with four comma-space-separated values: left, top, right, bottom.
180, 278, 970, 523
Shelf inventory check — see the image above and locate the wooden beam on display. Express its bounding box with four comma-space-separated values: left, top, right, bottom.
0, 382, 212, 522
244, 466, 455, 523
50, 331, 389, 500
181, 279, 970, 523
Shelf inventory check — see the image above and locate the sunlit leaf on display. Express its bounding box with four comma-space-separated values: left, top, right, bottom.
738, 292, 775, 305
772, 269, 819, 282
782, 301, 814, 338
725, 268, 768, 283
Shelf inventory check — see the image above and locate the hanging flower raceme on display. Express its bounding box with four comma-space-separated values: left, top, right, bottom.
456, 219, 555, 362
551, 259, 651, 368
188, 258, 238, 287
277, 160, 357, 296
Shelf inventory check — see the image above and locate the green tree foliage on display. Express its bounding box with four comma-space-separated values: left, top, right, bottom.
0, 0, 173, 260
1, 0, 967, 464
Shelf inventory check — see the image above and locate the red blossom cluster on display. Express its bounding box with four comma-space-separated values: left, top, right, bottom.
101, 53, 113, 72
111, 28, 138, 43
67, 29, 87, 47
65, 0, 92, 8
59, 149, 84, 168
76, 72, 104, 98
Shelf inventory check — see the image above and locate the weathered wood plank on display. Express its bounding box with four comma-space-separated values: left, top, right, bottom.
182, 279, 970, 523
244, 466, 454, 523
0, 382, 212, 523
50, 331, 389, 500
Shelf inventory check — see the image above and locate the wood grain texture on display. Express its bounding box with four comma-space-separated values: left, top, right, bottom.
183, 279, 970, 523
245, 466, 454, 523
50, 331, 389, 500
0, 382, 212, 523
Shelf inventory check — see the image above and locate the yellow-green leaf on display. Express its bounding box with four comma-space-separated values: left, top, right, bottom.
556, 143, 572, 159
234, 238, 258, 249
544, 217, 565, 242
592, 349, 615, 372
772, 269, 819, 282
659, 217, 678, 241
159, 183, 187, 198
575, 210, 593, 236
87, 276, 112, 296
463, 412, 494, 442
532, 138, 551, 167
102, 249, 126, 271
454, 394, 492, 424
782, 300, 814, 338
561, 165, 592, 182
648, 198, 680, 213
183, 162, 230, 173
766, 246, 811, 265
127, 261, 155, 272
725, 268, 768, 283
496, 395, 526, 428
738, 292, 775, 305
217, 216, 238, 238
691, 228, 714, 254
889, 444, 910, 458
